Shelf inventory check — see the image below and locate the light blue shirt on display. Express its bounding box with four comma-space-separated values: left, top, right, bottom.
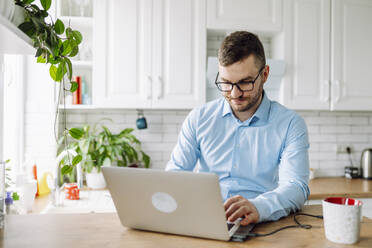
166, 92, 310, 222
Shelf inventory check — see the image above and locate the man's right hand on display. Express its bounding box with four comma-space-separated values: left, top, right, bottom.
224, 195, 259, 226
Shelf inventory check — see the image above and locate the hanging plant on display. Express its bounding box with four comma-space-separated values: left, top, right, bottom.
15, 0, 82, 174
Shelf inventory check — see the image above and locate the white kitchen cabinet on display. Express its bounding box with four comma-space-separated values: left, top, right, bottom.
93, 0, 206, 109
330, 0, 372, 111
207, 0, 282, 33
280, 0, 330, 110
280, 0, 372, 111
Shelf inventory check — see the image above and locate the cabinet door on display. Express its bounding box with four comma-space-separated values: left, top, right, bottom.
331, 0, 372, 110
207, 0, 282, 32
93, 0, 152, 108
151, 0, 206, 109
280, 0, 330, 110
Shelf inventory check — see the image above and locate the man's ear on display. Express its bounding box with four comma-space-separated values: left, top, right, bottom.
262, 65, 270, 84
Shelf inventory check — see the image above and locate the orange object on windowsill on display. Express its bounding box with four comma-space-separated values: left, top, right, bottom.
32, 164, 39, 197
65, 183, 80, 200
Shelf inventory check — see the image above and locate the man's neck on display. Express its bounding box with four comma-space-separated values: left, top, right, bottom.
233, 94, 263, 122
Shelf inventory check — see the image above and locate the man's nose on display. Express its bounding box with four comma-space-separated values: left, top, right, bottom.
230, 85, 243, 98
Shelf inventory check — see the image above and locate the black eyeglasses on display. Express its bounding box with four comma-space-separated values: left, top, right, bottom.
215, 66, 265, 92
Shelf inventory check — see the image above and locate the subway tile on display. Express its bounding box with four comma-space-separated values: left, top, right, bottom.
337, 134, 369, 143
351, 126, 372, 134
309, 160, 319, 169
67, 113, 87, 123
304, 117, 337, 125
336, 117, 368, 125
315, 168, 344, 177
351, 112, 372, 117
318, 143, 337, 152
144, 114, 163, 124
162, 114, 187, 124
163, 134, 179, 143
352, 144, 372, 152
135, 133, 162, 143
319, 111, 350, 117
320, 125, 351, 134
309, 152, 336, 161
307, 125, 319, 134
297, 111, 319, 117
142, 143, 175, 152
308, 143, 319, 152
308, 134, 337, 143
318, 160, 348, 169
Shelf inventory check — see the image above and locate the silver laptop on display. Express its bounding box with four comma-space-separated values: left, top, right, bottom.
102, 167, 254, 241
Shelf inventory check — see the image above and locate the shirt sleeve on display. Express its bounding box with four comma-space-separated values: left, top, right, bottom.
249, 114, 310, 222
165, 108, 201, 172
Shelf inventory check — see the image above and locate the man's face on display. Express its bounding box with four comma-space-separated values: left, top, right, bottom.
218, 55, 268, 113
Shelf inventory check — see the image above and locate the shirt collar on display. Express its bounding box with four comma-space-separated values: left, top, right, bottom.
221, 91, 271, 124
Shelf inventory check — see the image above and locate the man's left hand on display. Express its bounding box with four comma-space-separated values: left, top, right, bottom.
224, 195, 259, 225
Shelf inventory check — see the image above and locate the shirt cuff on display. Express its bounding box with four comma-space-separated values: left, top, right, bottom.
249, 197, 271, 223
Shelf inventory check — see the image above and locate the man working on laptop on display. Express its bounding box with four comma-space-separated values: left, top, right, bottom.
166, 31, 309, 226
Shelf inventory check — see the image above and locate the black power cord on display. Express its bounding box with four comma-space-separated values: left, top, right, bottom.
247, 213, 323, 238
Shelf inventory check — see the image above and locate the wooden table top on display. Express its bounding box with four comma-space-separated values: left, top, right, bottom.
309, 177, 372, 200
1, 205, 372, 248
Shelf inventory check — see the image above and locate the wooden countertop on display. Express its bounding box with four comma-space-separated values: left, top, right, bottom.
1, 205, 372, 248
309, 177, 372, 200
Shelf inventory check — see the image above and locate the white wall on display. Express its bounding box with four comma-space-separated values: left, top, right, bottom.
61, 108, 372, 177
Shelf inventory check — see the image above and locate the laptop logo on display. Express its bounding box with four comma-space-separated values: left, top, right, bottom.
151, 192, 178, 213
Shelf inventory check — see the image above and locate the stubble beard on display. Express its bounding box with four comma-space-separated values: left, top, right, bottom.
227, 84, 263, 113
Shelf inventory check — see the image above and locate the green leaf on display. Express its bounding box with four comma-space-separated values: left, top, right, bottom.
12, 192, 20, 201
73, 30, 83, 44
62, 40, 72, 56
70, 82, 78, 92
141, 151, 150, 168
61, 165, 73, 175
37, 55, 46, 63
49, 65, 58, 81
40, 0, 51, 11
69, 128, 85, 139
72, 155, 82, 166
35, 48, 43, 57
120, 128, 134, 136
69, 45, 79, 57
54, 19, 65, 35
66, 27, 73, 38
65, 58, 73, 80
18, 22, 36, 37
56, 61, 66, 82
5, 159, 10, 163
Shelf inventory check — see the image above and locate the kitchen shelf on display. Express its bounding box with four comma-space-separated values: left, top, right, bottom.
71, 60, 93, 68
0, 14, 34, 54
58, 104, 98, 110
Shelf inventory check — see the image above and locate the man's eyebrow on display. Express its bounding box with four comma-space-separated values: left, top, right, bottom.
220, 75, 254, 82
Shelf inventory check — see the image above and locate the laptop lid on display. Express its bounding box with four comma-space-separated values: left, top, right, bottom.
102, 167, 231, 241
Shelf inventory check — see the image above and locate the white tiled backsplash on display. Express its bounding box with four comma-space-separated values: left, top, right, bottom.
63, 109, 372, 178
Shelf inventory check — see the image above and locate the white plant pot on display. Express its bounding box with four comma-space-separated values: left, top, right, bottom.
0, 0, 15, 20
85, 167, 106, 189
11, 5, 25, 27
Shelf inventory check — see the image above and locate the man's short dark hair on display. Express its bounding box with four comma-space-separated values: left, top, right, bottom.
218, 31, 266, 69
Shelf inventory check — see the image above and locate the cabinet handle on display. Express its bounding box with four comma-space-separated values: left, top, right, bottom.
322, 80, 330, 102
157, 76, 162, 100
334, 80, 341, 103
147, 76, 152, 100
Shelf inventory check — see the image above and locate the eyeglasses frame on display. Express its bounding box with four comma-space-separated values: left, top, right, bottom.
214, 66, 265, 92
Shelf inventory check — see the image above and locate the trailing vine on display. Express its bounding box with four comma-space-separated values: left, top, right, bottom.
15, 0, 83, 174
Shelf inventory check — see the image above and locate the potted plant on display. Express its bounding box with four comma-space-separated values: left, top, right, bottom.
58, 121, 151, 189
